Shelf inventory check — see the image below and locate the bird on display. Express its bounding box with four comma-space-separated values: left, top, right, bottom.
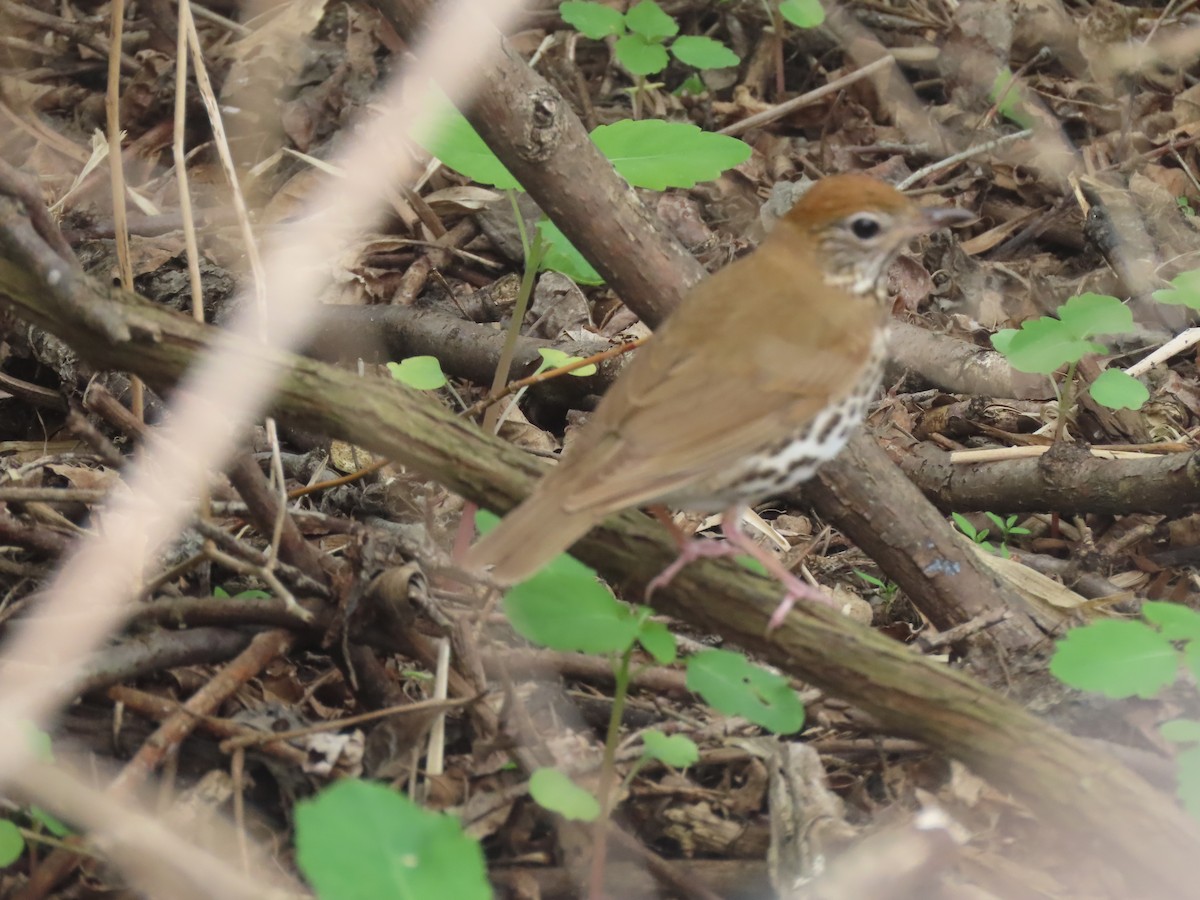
464, 173, 971, 627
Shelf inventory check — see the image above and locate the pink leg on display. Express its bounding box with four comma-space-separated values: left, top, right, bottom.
717, 512, 836, 629
645, 538, 739, 597
646, 505, 835, 629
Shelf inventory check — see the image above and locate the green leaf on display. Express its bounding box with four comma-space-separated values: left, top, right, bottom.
675, 74, 707, 95
686, 649, 805, 734
1142, 601, 1200, 641
416, 92, 522, 190
778, 0, 825, 28
537, 218, 604, 285
853, 569, 885, 590
989, 68, 1034, 128
1153, 269, 1200, 309
670, 36, 739, 70
387, 356, 448, 390
642, 731, 699, 768
624, 0, 678, 40
1176, 744, 1200, 821
1049, 620, 1179, 699
529, 768, 600, 821
537, 347, 598, 377
1057, 293, 1132, 339
990, 328, 1017, 356
637, 617, 677, 664
504, 554, 642, 654
591, 119, 751, 190
28, 805, 70, 838
1185, 640, 1200, 684
559, 0, 625, 39
0, 820, 23, 867
1162, 718, 1200, 744
736, 554, 768, 576
615, 33, 670, 75
1088, 369, 1148, 410
474, 509, 500, 535
951, 512, 979, 542
295, 780, 489, 900
996, 316, 1102, 374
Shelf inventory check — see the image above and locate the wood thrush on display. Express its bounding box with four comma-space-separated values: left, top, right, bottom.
465, 174, 971, 625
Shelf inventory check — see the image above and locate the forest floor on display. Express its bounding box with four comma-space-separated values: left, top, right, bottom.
2, 0, 1200, 897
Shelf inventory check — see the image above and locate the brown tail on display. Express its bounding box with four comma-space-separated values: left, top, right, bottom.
462, 494, 601, 584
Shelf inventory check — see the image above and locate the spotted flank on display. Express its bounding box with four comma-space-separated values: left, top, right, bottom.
664, 330, 888, 511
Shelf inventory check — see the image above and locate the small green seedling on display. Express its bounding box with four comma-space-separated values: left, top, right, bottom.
984, 512, 1031, 546
213, 586, 272, 600
0, 725, 72, 866
473, 509, 806, 836
387, 356, 448, 391
536, 348, 597, 378
990, 68, 1034, 128
952, 512, 997, 554
1179, 196, 1196, 218
1051, 602, 1200, 820
777, 0, 825, 27
296, 779, 490, 899
494, 347, 601, 424
417, 92, 749, 285
640, 730, 700, 770
853, 568, 899, 603
560, 0, 739, 78
952, 512, 1028, 558
686, 649, 805, 734
388, 356, 469, 409
1153, 269, 1200, 309
529, 769, 601, 822
991, 292, 1149, 413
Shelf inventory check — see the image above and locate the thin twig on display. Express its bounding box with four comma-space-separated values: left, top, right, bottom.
896, 129, 1033, 190
719, 56, 894, 137
464, 336, 647, 419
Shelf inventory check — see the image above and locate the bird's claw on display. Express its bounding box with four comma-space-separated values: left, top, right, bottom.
765, 577, 838, 631
644, 539, 735, 599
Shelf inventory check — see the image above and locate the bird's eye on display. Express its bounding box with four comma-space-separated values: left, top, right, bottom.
849, 215, 882, 240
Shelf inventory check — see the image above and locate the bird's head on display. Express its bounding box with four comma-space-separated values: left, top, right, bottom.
774, 174, 973, 297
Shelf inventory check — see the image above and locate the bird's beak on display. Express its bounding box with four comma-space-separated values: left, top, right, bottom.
916, 206, 975, 232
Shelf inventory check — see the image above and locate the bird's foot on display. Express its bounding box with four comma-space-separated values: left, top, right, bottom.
645, 538, 737, 598
717, 514, 836, 630
645, 507, 837, 630
765, 574, 836, 631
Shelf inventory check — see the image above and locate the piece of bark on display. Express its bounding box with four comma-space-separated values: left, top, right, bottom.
305, 303, 614, 411
894, 439, 1200, 516
886, 321, 1051, 400
799, 435, 1046, 648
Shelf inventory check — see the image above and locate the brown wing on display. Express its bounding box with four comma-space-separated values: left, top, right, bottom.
551, 249, 879, 514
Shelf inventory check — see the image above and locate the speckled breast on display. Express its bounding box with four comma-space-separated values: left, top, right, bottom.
663, 329, 888, 512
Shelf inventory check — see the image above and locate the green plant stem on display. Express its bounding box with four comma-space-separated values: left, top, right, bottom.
632, 76, 643, 120
1053, 360, 1077, 444
496, 361, 550, 428
483, 192, 545, 435
509, 187, 531, 261
588, 648, 634, 898
759, 0, 785, 95
17, 827, 97, 858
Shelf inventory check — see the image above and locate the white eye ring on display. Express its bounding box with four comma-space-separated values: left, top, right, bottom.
849, 214, 882, 240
